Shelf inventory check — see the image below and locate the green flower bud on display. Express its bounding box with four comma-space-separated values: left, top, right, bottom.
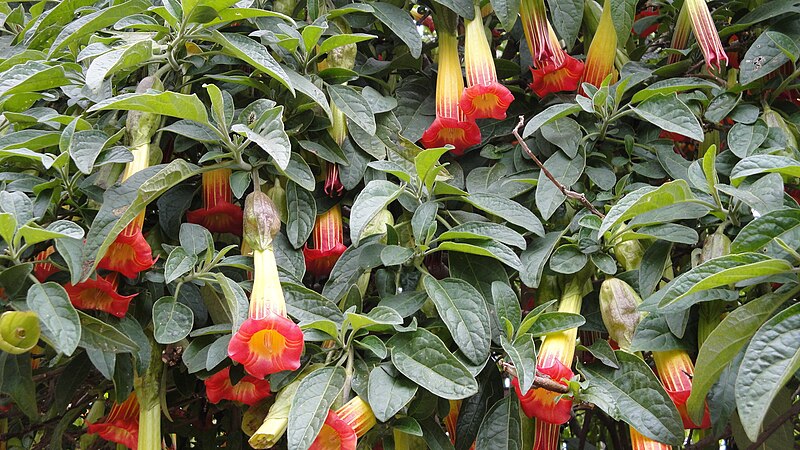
599, 278, 642, 352
126, 76, 164, 147
700, 230, 730, 263
249, 378, 302, 448
362, 209, 395, 239
0, 311, 40, 354
244, 190, 281, 252
267, 179, 288, 223
613, 239, 644, 272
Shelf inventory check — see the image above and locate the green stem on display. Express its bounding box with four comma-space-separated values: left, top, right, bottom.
136, 337, 164, 450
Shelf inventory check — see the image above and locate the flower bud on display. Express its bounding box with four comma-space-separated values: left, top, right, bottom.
244, 190, 282, 252
126, 76, 164, 147
267, 179, 288, 223
599, 278, 642, 352
613, 240, 644, 272
362, 208, 395, 239
700, 230, 730, 263
249, 378, 303, 448
0, 311, 40, 354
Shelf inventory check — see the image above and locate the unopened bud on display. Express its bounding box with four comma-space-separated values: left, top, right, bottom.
0, 311, 40, 355
613, 239, 644, 272
126, 76, 164, 146
599, 278, 642, 352
362, 209, 395, 239
700, 230, 730, 263
249, 378, 302, 448
244, 190, 281, 252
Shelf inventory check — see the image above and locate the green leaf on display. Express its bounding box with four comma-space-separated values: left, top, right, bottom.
546, 0, 582, 50
609, 0, 635, 49
164, 248, 196, 284
381, 245, 414, 266
368, 365, 418, 422
209, 31, 293, 93
740, 30, 799, 85
436, 241, 522, 271
519, 231, 563, 288
0, 62, 69, 99
285, 181, 316, 249
434, 0, 475, 18
541, 117, 581, 157
466, 193, 544, 236
78, 312, 140, 354
412, 201, 439, 244
500, 334, 536, 394
17, 220, 84, 246
630, 77, 718, 103
492, 281, 521, 334
732, 209, 800, 253
288, 366, 346, 450
619, 223, 699, 245
85, 40, 153, 94
322, 241, 384, 301
283, 282, 344, 325
535, 151, 585, 220
523, 312, 585, 336
582, 340, 620, 369
355, 335, 387, 358
370, 3, 423, 58
179, 223, 213, 256
0, 213, 16, 244
579, 351, 684, 445
0, 353, 37, 419
319, 33, 376, 55
491, 0, 520, 32
438, 222, 526, 250
48, 0, 150, 56
415, 147, 449, 194
728, 120, 769, 158
735, 302, 800, 441
152, 296, 194, 344
284, 68, 332, 119
522, 103, 581, 138
327, 84, 376, 135
423, 277, 492, 365
730, 155, 800, 186
388, 328, 479, 400
26, 282, 80, 356
232, 106, 290, 170
349, 180, 403, 245
549, 244, 587, 274
687, 292, 788, 424
344, 306, 403, 333
475, 395, 522, 450
631, 93, 704, 141
656, 253, 793, 309
598, 179, 693, 235
89, 91, 209, 124
67, 130, 106, 175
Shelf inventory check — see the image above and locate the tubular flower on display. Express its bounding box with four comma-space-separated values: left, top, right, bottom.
581, 0, 618, 90
309, 410, 357, 450
529, 24, 584, 97
324, 104, 346, 198
97, 214, 156, 279
420, 9, 481, 156
460, 5, 514, 120
533, 421, 561, 450
33, 246, 58, 282
629, 427, 671, 450
517, 279, 582, 428
303, 205, 347, 279
653, 350, 711, 429
519, 0, 553, 64
187, 168, 244, 235
334, 396, 377, 437
86, 393, 139, 450
633, 8, 659, 38
228, 191, 304, 378
204, 367, 271, 406
668, 0, 727, 70
324, 163, 344, 198
63, 273, 136, 318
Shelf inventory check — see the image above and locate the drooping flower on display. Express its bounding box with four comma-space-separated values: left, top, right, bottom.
324, 163, 344, 198
303, 204, 348, 279
668, 0, 728, 70
420, 8, 481, 155
581, 0, 618, 89
460, 5, 514, 120
629, 427, 671, 450
204, 366, 272, 406
228, 191, 304, 378
633, 7, 660, 38
309, 396, 377, 450
519, 0, 553, 64
97, 214, 156, 279
86, 393, 139, 450
653, 350, 711, 429
186, 168, 244, 235
63, 273, 136, 318
33, 246, 58, 282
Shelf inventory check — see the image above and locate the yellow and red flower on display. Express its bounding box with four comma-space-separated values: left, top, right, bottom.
519, 0, 554, 64
629, 427, 671, 450
186, 168, 244, 235
668, 0, 727, 70
33, 246, 58, 282
97, 214, 156, 279
420, 9, 481, 155
653, 350, 711, 429
63, 273, 136, 318
581, 0, 618, 90
533, 421, 561, 450
310, 396, 377, 450
86, 393, 139, 450
460, 5, 514, 120
204, 366, 272, 406
303, 204, 347, 279
228, 191, 304, 378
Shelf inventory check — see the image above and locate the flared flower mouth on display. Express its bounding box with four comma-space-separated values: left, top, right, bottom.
324, 163, 344, 198
86, 393, 139, 450
64, 273, 136, 318
310, 410, 357, 450
530, 54, 584, 98
204, 366, 272, 406
515, 358, 574, 424
98, 215, 155, 279
653, 350, 711, 429
335, 396, 377, 437
421, 116, 482, 156
304, 205, 347, 279
187, 168, 243, 235
34, 246, 58, 282
581, 0, 618, 90
633, 7, 660, 38
460, 82, 514, 120
228, 313, 304, 378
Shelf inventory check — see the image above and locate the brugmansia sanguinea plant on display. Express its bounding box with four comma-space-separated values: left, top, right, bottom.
86, 393, 139, 450
303, 204, 348, 279
581, 0, 618, 89
186, 168, 244, 235
309, 396, 377, 450
228, 190, 304, 377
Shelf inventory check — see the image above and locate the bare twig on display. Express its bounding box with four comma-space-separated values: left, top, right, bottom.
512, 116, 605, 219
501, 362, 570, 394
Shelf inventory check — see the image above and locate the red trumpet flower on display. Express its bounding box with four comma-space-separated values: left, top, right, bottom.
33, 246, 58, 282
97, 214, 156, 279
303, 205, 347, 279
63, 273, 136, 318
653, 350, 711, 429
187, 168, 244, 235
310, 396, 377, 450
86, 393, 139, 450
204, 366, 272, 406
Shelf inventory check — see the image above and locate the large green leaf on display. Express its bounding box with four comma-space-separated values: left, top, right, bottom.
285, 181, 317, 249
731, 209, 800, 253
579, 351, 684, 445
466, 193, 544, 236
735, 303, 800, 441
474, 395, 522, 450
287, 366, 346, 450
436, 241, 522, 271
349, 180, 403, 245
26, 282, 80, 356
546, 0, 582, 50
388, 328, 479, 399
327, 84, 376, 135
89, 92, 210, 124
370, 2, 423, 58
631, 93, 703, 141
598, 179, 693, 235
686, 292, 788, 424
232, 106, 291, 170
0, 61, 70, 99
48, 0, 150, 55
209, 31, 293, 92
0, 353, 37, 419
522, 103, 582, 138
367, 365, 418, 422
491, 0, 520, 31
152, 296, 194, 344
500, 334, 536, 394
79, 312, 140, 354
423, 277, 492, 365
739, 30, 798, 85
535, 151, 585, 220
730, 155, 800, 186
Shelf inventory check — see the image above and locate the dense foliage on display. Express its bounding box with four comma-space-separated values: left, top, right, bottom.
1, 0, 800, 448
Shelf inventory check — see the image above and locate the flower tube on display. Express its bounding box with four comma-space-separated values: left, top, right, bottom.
668, 0, 727, 69
420, 8, 481, 155
630, 427, 671, 450
33, 246, 58, 282
86, 393, 140, 450
653, 350, 711, 429
460, 4, 514, 120
303, 204, 347, 279
64, 273, 136, 318
205, 367, 272, 406
186, 168, 244, 235
519, 0, 553, 64
309, 396, 377, 450
228, 191, 304, 378
529, 24, 584, 97
581, 0, 618, 89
